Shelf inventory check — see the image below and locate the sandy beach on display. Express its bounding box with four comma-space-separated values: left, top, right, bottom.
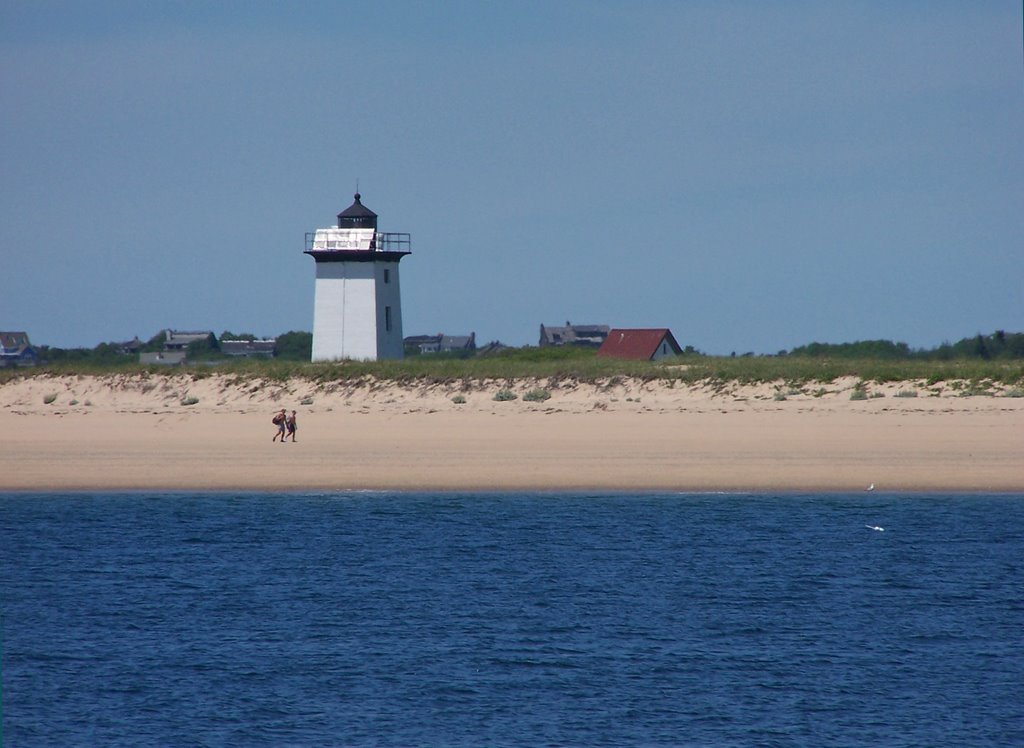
1, 373, 1021, 493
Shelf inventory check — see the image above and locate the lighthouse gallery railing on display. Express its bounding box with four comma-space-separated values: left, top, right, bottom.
305, 232, 411, 253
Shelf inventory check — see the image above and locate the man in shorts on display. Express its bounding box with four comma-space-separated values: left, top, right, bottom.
272, 409, 287, 442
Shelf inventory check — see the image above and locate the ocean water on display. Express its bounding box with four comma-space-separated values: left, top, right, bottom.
1, 492, 1022, 747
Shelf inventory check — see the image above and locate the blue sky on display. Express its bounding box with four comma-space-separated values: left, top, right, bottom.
2, 1, 1021, 353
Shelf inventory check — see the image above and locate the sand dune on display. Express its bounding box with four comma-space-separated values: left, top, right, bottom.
1, 373, 1021, 492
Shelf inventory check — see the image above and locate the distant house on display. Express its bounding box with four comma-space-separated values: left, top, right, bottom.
597, 329, 683, 361
475, 340, 512, 357
117, 337, 143, 355
404, 332, 476, 355
0, 331, 37, 368
163, 330, 215, 350
539, 322, 610, 348
139, 351, 187, 366
220, 339, 277, 358
441, 332, 476, 353
404, 334, 440, 354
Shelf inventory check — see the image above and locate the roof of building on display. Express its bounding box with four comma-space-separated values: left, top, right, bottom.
441, 333, 476, 351
404, 332, 476, 353
337, 193, 377, 220
539, 322, 610, 346
164, 330, 213, 349
404, 334, 442, 345
166, 330, 212, 341
475, 341, 512, 357
0, 330, 35, 365
0, 331, 31, 350
221, 339, 276, 355
597, 328, 682, 360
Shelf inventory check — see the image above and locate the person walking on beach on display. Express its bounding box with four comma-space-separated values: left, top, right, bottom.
286, 410, 297, 442
272, 408, 287, 442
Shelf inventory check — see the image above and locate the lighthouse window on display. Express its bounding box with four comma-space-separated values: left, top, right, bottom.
385, 306, 393, 332
384, 269, 390, 284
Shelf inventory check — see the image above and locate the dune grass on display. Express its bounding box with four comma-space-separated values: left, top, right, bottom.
3, 348, 1023, 389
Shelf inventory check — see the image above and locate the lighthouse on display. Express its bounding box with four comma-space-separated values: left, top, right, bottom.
304, 193, 412, 361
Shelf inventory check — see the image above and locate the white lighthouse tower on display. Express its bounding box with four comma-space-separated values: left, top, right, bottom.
304, 193, 412, 361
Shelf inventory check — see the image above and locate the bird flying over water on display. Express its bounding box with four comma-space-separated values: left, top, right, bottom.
865, 525, 885, 532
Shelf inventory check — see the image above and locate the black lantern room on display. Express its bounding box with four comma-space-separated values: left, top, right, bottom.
337, 193, 378, 230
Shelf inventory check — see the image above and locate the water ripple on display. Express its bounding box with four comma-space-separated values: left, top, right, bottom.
2, 491, 1022, 746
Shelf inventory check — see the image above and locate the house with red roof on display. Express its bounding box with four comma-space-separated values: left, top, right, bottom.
0, 331, 37, 368
596, 328, 682, 361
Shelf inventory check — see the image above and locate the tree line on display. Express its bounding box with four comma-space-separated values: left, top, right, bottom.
35, 330, 313, 363
30, 329, 1024, 365
781, 331, 1024, 360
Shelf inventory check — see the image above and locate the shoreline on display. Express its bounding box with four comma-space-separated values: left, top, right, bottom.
2, 374, 1023, 493
3, 486, 1022, 496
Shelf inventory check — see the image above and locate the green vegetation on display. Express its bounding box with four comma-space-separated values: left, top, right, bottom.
274, 331, 313, 361
43, 393, 57, 404
523, 388, 552, 402
4, 347, 1023, 388
181, 396, 200, 406
184, 334, 220, 361
788, 340, 913, 359
493, 388, 518, 402
785, 331, 1024, 361
5, 330, 1023, 390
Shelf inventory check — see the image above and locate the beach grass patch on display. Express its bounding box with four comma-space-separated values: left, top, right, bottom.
493, 388, 517, 402
181, 396, 199, 406
43, 393, 57, 404
959, 381, 994, 397
894, 389, 918, 398
452, 394, 467, 404
523, 388, 551, 402
849, 384, 869, 401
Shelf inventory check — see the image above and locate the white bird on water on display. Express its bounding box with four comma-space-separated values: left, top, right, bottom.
866, 483, 875, 491
865, 525, 885, 532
